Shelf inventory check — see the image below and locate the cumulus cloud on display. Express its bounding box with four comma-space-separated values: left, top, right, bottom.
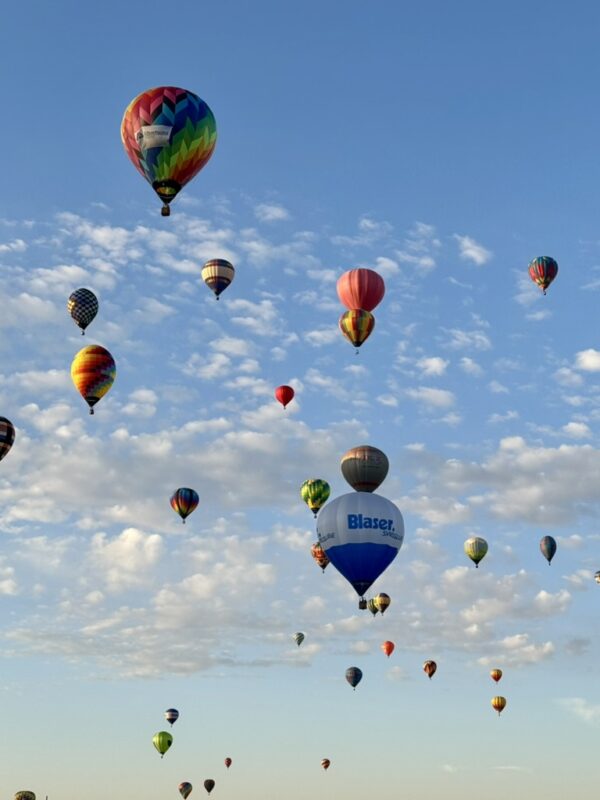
575, 349, 600, 372
454, 234, 492, 265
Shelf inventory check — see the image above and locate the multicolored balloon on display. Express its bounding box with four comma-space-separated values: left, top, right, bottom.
595, 571, 600, 585
339, 309, 375, 351
67, 288, 98, 334
321, 758, 331, 771
490, 669, 503, 683
345, 666, 363, 690
121, 86, 217, 216
274, 385, 295, 409
179, 783, 193, 799
310, 542, 329, 572
0, 417, 15, 462
464, 536, 488, 568
316, 491, 404, 598
301, 479, 331, 517
203, 780, 215, 795
14, 792, 35, 800
367, 598, 379, 616
491, 696, 507, 716
340, 445, 389, 492
224, 757, 232, 768
381, 640, 395, 658
337, 268, 385, 312
165, 708, 179, 726
293, 632, 305, 647
423, 660, 437, 679
539, 535, 557, 565
71, 345, 116, 414
528, 256, 558, 295
374, 592, 391, 614
153, 731, 173, 758
170, 488, 199, 523
201, 259, 235, 300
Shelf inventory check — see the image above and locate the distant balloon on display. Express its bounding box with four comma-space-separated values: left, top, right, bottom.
310, 542, 330, 572
367, 598, 379, 616
293, 632, 305, 647
14, 792, 35, 800
374, 593, 391, 614
491, 696, 507, 716
345, 666, 363, 690
539, 535, 557, 565
464, 536, 488, 568
316, 492, 404, 598
336, 268, 385, 312
201, 259, 235, 299
71, 345, 116, 414
340, 445, 389, 492
179, 783, 193, 799
153, 731, 173, 758
165, 708, 179, 726
528, 256, 558, 295
381, 640, 395, 658
224, 758, 232, 769
203, 780, 215, 795
275, 385, 295, 409
67, 288, 98, 334
301, 479, 331, 517
423, 660, 437, 679
595, 571, 600, 585
170, 488, 199, 523
490, 669, 503, 683
321, 758, 331, 771
339, 309, 375, 351
0, 417, 15, 462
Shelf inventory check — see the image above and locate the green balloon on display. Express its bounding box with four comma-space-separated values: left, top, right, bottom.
153, 731, 173, 758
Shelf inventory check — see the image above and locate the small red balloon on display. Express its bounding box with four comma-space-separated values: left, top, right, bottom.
275, 385, 295, 409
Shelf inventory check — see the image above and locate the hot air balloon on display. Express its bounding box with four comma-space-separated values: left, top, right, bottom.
203, 780, 215, 795
337, 268, 385, 312
491, 696, 507, 716
14, 793, 35, 800
423, 660, 437, 679
316, 492, 404, 600
67, 288, 98, 334
528, 256, 558, 295
310, 542, 329, 572
71, 345, 116, 414
293, 632, 305, 647
595, 571, 600, 584
301, 479, 331, 517
490, 669, 503, 683
367, 598, 379, 616
539, 535, 557, 565
345, 666, 363, 690
121, 86, 217, 216
0, 417, 15, 462
464, 536, 488, 568
340, 445, 389, 493
321, 759, 331, 771
339, 309, 375, 352
179, 783, 193, 799
153, 731, 173, 758
201, 259, 235, 300
224, 758, 232, 769
381, 640, 395, 658
165, 708, 179, 726
374, 592, 391, 614
275, 385, 294, 409
170, 488, 199, 523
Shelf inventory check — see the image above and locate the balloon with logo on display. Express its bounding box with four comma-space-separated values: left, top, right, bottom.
170, 488, 199, 523
464, 536, 488, 568
374, 592, 391, 614
121, 86, 217, 216
71, 345, 116, 414
301, 479, 330, 518
316, 492, 404, 603
224, 757, 232, 769
67, 288, 98, 334
381, 640, 395, 658
203, 780, 215, 795
321, 759, 331, 771
179, 783, 192, 799
293, 632, 305, 647
339, 309, 375, 352
539, 535, 557, 565
0, 417, 15, 463
201, 258, 235, 300
310, 542, 329, 572
423, 660, 437, 679
490, 669, 502, 683
275, 385, 294, 409
491, 696, 507, 716
345, 666, 363, 690
341, 445, 389, 493
337, 268, 385, 312
153, 731, 173, 758
164, 708, 179, 726
528, 256, 558, 295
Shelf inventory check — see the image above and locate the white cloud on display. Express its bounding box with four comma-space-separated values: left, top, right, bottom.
575, 349, 600, 372
558, 697, 600, 725
562, 421, 591, 439
454, 234, 492, 265
254, 203, 290, 222
459, 357, 484, 376
442, 328, 492, 351
405, 386, 455, 408
416, 356, 449, 376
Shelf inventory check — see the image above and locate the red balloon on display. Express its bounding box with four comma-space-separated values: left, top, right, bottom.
337, 268, 385, 312
275, 385, 295, 409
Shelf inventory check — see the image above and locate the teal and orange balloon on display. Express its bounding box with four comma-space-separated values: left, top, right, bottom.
339, 309, 375, 351
170, 488, 199, 523
67, 288, 98, 334
0, 417, 15, 462
528, 256, 558, 295
121, 86, 217, 216
71, 345, 116, 414
201, 259, 235, 299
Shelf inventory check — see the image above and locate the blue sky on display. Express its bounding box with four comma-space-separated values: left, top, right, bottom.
1, 2, 599, 799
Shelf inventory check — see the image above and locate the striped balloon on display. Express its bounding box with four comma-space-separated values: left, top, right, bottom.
165, 708, 179, 725
321, 758, 331, 771
70, 345, 116, 414
374, 592, 391, 614
293, 631, 305, 646
339, 309, 375, 351
300, 479, 331, 517
0, 417, 15, 462
464, 536, 488, 568
201, 259, 235, 299
337, 268, 385, 312
528, 256, 558, 294
491, 696, 507, 716
490, 668, 502, 683
170, 488, 199, 523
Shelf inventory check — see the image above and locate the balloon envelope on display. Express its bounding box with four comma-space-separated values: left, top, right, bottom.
367, 598, 379, 616
316, 492, 404, 597
339, 309, 375, 349
203, 780, 215, 795
310, 542, 329, 572
374, 592, 391, 614
201, 259, 235, 299
224, 758, 232, 768
464, 536, 488, 567
275, 385, 294, 408
381, 640, 395, 657
539, 535, 557, 565
491, 696, 507, 715
341, 445, 389, 492
336, 268, 385, 312
293, 632, 305, 646
321, 758, 331, 770
67, 288, 98, 333
528, 256, 558, 294
153, 731, 173, 757
0, 417, 15, 462
71, 345, 116, 414
595, 571, 600, 584
165, 708, 179, 725
490, 669, 503, 683
423, 660, 437, 679
301, 479, 330, 517
170, 488, 199, 523
14, 793, 35, 800
179, 783, 192, 799
345, 666, 363, 689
